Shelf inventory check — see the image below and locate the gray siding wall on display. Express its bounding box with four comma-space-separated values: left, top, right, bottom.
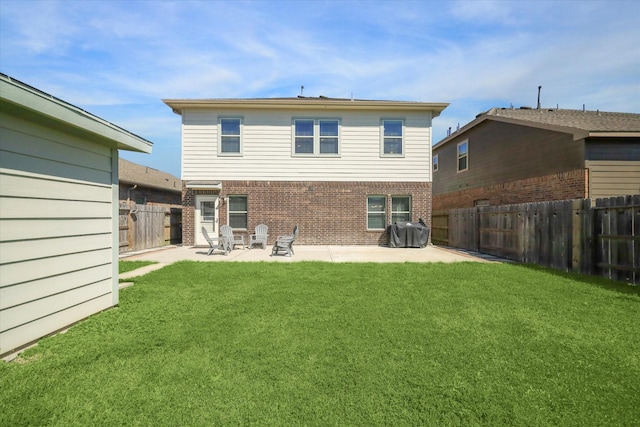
0, 113, 117, 356
433, 121, 585, 195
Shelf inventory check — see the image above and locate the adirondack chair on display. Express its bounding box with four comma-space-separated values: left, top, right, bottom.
271, 225, 298, 257
202, 227, 229, 255
249, 224, 269, 249
220, 224, 246, 250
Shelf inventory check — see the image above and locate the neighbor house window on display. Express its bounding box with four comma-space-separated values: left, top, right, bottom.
294, 119, 340, 155
219, 118, 242, 155
382, 119, 404, 155
228, 195, 248, 229
457, 140, 468, 172
433, 154, 439, 172
367, 195, 386, 230
391, 196, 411, 223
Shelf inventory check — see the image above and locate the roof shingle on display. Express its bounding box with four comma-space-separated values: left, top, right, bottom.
482, 107, 640, 132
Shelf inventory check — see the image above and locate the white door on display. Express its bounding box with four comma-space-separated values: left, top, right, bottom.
195, 195, 219, 246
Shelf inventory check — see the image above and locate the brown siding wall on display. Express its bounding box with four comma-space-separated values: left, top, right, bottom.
433, 120, 585, 195
183, 181, 432, 246
433, 169, 588, 210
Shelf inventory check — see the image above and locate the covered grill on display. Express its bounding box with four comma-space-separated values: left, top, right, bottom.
388, 219, 430, 248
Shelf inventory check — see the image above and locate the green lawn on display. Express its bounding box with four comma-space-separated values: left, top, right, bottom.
2, 262, 638, 426
118, 260, 157, 274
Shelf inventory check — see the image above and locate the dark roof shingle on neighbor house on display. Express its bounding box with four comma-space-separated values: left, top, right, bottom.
119, 158, 181, 193
484, 107, 640, 132
435, 107, 640, 147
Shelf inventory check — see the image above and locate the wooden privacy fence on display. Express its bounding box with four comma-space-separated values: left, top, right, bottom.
119, 202, 182, 253
433, 195, 639, 284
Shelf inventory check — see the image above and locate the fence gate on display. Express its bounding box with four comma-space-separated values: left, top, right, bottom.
593, 196, 639, 284
119, 202, 182, 253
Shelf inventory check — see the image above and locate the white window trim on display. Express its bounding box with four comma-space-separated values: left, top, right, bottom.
292, 118, 341, 157
391, 195, 412, 224
218, 116, 243, 156
380, 118, 405, 158
457, 139, 469, 172
367, 195, 387, 230
227, 195, 248, 230
433, 154, 439, 172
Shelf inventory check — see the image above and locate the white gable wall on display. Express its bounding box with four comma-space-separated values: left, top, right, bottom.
182, 108, 433, 182
0, 113, 117, 356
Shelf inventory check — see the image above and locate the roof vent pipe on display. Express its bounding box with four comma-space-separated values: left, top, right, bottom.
537, 85, 542, 109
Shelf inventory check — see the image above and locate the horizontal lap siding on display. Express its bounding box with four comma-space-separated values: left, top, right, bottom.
587, 160, 640, 198
1, 295, 113, 357
0, 114, 115, 356
433, 121, 583, 195
182, 109, 432, 182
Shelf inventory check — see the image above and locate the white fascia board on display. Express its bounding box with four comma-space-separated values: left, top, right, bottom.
185, 181, 222, 190
1, 76, 152, 154
163, 98, 449, 117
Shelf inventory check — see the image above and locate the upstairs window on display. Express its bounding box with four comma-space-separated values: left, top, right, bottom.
457, 140, 468, 172
294, 119, 340, 155
294, 119, 314, 154
367, 195, 386, 230
228, 195, 248, 229
219, 118, 242, 155
382, 119, 404, 156
319, 120, 339, 154
433, 154, 439, 172
391, 196, 411, 223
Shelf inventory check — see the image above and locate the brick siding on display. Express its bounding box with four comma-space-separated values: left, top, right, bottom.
433, 168, 588, 210
183, 181, 432, 246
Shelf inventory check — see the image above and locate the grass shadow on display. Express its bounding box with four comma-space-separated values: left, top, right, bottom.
517, 263, 640, 297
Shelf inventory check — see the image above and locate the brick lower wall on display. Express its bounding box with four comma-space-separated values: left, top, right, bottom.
183, 180, 432, 246
433, 169, 588, 210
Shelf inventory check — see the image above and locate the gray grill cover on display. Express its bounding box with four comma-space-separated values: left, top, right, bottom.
388, 219, 429, 248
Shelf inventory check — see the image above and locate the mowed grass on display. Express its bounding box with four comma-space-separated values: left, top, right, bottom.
1, 262, 639, 426
118, 260, 157, 274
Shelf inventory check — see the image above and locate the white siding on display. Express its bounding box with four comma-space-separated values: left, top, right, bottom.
587, 160, 640, 198
0, 114, 116, 356
182, 108, 433, 182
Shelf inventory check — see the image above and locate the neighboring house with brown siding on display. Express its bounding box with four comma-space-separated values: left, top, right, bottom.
432, 107, 640, 210
119, 158, 181, 206
0, 74, 152, 357
163, 97, 448, 246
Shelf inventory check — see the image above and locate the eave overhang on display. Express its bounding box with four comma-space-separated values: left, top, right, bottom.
434, 115, 595, 150
163, 98, 449, 117
1, 74, 153, 153
185, 181, 222, 190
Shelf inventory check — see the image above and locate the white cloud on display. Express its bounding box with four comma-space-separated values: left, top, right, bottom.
1, 0, 638, 177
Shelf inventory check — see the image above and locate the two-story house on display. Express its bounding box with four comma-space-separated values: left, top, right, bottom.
163, 97, 448, 246
432, 107, 640, 211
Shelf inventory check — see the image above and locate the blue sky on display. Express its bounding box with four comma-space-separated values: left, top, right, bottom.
1, 0, 639, 178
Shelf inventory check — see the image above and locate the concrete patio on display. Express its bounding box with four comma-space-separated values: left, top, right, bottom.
119, 244, 507, 279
